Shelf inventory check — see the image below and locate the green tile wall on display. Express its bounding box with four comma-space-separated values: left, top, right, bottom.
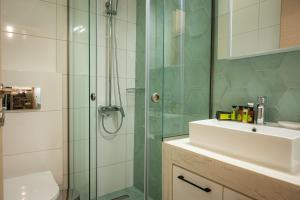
213, 50, 300, 123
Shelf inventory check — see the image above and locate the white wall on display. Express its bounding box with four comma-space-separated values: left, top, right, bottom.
0, 0, 68, 188
97, 0, 136, 197
217, 0, 282, 58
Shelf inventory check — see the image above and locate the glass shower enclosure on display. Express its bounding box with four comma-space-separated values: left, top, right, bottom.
68, 0, 212, 199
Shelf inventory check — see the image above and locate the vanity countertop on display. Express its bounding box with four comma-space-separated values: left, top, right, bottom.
163, 138, 300, 200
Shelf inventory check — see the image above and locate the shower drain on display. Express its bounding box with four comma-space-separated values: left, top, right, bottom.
111, 195, 130, 200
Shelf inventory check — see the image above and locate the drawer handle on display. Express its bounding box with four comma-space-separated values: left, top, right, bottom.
177, 175, 212, 193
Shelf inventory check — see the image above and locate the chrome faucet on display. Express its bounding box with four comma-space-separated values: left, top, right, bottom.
256, 96, 266, 125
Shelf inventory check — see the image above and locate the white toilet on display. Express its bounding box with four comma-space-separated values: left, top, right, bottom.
4, 171, 60, 200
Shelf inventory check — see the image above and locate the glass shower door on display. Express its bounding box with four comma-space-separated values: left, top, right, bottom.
144, 0, 164, 199
69, 0, 97, 199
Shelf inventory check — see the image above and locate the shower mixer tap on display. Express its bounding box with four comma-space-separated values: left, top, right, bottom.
98, 105, 125, 118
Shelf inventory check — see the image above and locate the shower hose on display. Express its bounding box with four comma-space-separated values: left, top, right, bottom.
100, 8, 125, 135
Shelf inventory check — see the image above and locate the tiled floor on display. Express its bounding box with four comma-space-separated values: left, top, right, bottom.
98, 187, 144, 200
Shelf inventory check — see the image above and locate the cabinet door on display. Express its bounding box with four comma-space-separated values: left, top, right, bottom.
224, 188, 253, 200
173, 165, 223, 200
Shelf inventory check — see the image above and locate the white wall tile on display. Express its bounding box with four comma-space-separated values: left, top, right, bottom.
3, 111, 62, 155
99, 163, 126, 196
97, 46, 108, 77
43, 0, 56, 4
232, 4, 259, 35
97, 0, 106, 16
3, 71, 62, 111
62, 75, 68, 109
63, 109, 69, 142
70, 108, 89, 141
72, 139, 89, 173
1, 33, 56, 72
69, 75, 89, 108
1, 0, 68, 188
97, 77, 108, 105
116, 19, 128, 50
127, 0, 136, 23
232, 30, 259, 57
126, 51, 135, 78
98, 134, 126, 167
126, 134, 134, 161
69, 9, 89, 43
57, 5, 68, 40
259, 0, 281, 28
127, 22, 136, 51
63, 143, 68, 175
259, 25, 280, 51
125, 161, 133, 187
233, 0, 259, 11
116, 49, 127, 78
69, 0, 89, 11
72, 170, 90, 200
1, 0, 57, 38
116, 0, 128, 21
58, 0, 68, 6
57, 40, 68, 74
126, 105, 135, 133
69, 42, 89, 75
4, 149, 63, 184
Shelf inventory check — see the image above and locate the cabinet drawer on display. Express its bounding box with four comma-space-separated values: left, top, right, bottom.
172, 165, 223, 200
224, 188, 253, 200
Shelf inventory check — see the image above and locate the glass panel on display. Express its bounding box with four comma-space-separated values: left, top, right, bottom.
146, 0, 164, 199
69, 0, 97, 199
134, 0, 165, 199
95, 0, 142, 199
163, 0, 212, 138
69, 1, 212, 200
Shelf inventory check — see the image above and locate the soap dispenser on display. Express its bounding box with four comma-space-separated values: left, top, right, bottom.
256, 96, 266, 125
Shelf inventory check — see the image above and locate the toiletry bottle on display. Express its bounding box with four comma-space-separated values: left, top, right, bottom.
247, 103, 255, 124
216, 111, 231, 120
242, 106, 248, 123
231, 106, 237, 121
237, 106, 243, 122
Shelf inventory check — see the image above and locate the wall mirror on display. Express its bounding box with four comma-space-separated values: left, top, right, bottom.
217, 0, 300, 59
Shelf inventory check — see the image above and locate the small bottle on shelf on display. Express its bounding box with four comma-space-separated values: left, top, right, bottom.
231, 105, 237, 121
242, 106, 249, 123
237, 106, 243, 122
247, 102, 255, 124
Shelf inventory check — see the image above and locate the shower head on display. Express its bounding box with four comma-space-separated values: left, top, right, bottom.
105, 0, 119, 15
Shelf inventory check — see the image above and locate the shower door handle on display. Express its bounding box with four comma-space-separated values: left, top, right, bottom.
151, 93, 160, 103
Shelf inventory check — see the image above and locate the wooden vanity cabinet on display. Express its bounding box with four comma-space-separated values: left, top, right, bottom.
172, 165, 253, 200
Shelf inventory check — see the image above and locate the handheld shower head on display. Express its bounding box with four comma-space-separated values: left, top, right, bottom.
105, 0, 119, 15
105, 0, 111, 9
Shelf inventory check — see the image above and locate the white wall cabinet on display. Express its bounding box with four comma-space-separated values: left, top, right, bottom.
172, 165, 253, 200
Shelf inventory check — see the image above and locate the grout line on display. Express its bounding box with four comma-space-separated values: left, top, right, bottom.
6, 109, 63, 113
3, 147, 63, 157
1, 30, 58, 41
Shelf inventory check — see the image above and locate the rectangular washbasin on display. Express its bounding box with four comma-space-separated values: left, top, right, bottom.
189, 119, 300, 174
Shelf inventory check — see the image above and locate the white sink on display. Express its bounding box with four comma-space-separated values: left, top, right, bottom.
189, 119, 300, 174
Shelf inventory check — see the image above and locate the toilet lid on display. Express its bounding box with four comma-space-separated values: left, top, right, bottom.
4, 171, 59, 200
